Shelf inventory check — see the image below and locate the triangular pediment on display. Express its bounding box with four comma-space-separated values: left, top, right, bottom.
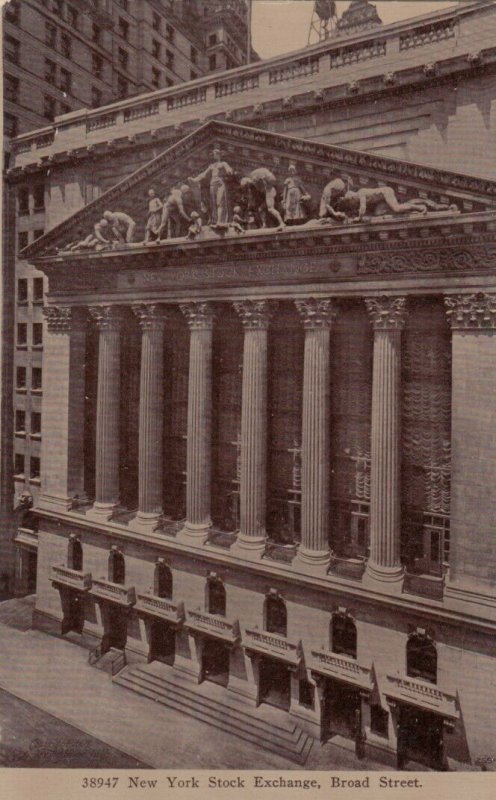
23, 120, 496, 261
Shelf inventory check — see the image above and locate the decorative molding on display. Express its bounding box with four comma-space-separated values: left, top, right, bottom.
365, 296, 407, 330
179, 302, 215, 330
295, 298, 338, 329
131, 303, 167, 330
358, 244, 496, 274
88, 305, 125, 330
233, 299, 273, 330
444, 292, 496, 330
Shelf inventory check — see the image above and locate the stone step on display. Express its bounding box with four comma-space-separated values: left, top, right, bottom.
91, 647, 124, 674
114, 664, 313, 764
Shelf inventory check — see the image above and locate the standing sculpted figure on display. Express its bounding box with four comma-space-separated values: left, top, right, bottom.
282, 162, 311, 223
158, 184, 192, 239
190, 146, 233, 227
240, 167, 285, 230
144, 188, 163, 243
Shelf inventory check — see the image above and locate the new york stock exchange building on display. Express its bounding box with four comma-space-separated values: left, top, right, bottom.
13, 4, 496, 762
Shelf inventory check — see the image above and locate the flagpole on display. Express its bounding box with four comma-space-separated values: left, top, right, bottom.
247, 0, 252, 64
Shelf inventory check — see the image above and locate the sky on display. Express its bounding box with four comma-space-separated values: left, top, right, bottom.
251, 1, 460, 58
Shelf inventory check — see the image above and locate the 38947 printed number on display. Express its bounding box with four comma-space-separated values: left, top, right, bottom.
82, 778, 120, 789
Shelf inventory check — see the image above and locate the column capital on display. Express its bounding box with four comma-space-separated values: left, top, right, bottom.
180, 302, 215, 330
132, 303, 167, 331
233, 299, 274, 330
365, 296, 407, 330
43, 306, 87, 333
295, 298, 337, 329
444, 292, 496, 330
88, 305, 125, 331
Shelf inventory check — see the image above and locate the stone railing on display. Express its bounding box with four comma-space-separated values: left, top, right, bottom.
50, 564, 92, 591
269, 56, 319, 84
123, 101, 160, 122
91, 577, 136, 606
214, 74, 259, 98
310, 647, 372, 689
399, 18, 456, 51
185, 610, 241, 643
167, 87, 207, 110
86, 113, 117, 133
135, 593, 185, 624
330, 39, 386, 69
328, 553, 366, 580
385, 674, 458, 718
243, 628, 302, 666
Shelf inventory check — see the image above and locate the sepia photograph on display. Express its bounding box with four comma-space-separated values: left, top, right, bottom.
1, 0, 496, 794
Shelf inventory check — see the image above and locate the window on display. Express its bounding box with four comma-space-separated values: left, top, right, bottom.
406, 634, 437, 684
34, 229, 44, 241
43, 95, 56, 121
33, 185, 45, 211
190, 70, 197, 81
151, 67, 160, 89
4, 74, 19, 103
17, 323, 27, 346
265, 594, 287, 636
118, 17, 129, 41
370, 705, 389, 737
207, 577, 226, 616
32, 367, 42, 391
45, 22, 57, 48
68, 536, 83, 571
17, 278, 28, 304
209, 33, 217, 47
18, 231, 28, 252
117, 75, 128, 98
154, 560, 172, 599
61, 33, 71, 59
60, 68, 72, 93
152, 11, 160, 32
299, 679, 314, 709
92, 53, 103, 79
91, 87, 102, 108
18, 187, 29, 214
108, 548, 125, 584
209, 54, 216, 71
191, 46, 197, 64
5, 1, 20, 25
331, 614, 357, 659
92, 23, 101, 45
166, 50, 174, 70
67, 6, 78, 29
31, 412, 41, 436
33, 323, 43, 347
14, 453, 25, 476
30, 457, 41, 480
33, 277, 44, 302
5, 34, 20, 64
4, 113, 18, 138
117, 47, 128, 70
44, 59, 56, 85
16, 366, 27, 390
165, 23, 174, 43
15, 410, 26, 433
152, 39, 160, 59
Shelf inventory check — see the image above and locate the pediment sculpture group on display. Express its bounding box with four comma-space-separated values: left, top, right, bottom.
60, 146, 459, 253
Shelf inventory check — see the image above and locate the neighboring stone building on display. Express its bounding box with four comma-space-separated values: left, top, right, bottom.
4, 0, 496, 770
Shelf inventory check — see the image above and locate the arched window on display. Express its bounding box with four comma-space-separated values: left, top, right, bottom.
331, 613, 357, 659
406, 633, 437, 684
265, 594, 287, 636
207, 577, 226, 616
154, 560, 172, 599
68, 536, 83, 571
108, 548, 125, 585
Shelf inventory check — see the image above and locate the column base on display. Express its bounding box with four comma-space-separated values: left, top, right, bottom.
230, 533, 267, 561
363, 561, 404, 594
176, 521, 211, 544
128, 512, 162, 534
293, 546, 330, 576
86, 502, 117, 522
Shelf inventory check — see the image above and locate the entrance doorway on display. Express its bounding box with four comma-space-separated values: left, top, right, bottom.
61, 590, 84, 635
27, 550, 37, 594
148, 620, 175, 665
321, 678, 361, 743
397, 705, 444, 770
103, 604, 127, 651
201, 639, 229, 687
259, 657, 291, 710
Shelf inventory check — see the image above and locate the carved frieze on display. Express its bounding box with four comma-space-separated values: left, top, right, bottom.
444, 292, 496, 330
358, 244, 496, 274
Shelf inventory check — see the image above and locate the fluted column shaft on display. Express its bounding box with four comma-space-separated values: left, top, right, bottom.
132, 305, 166, 529
295, 299, 337, 567
88, 306, 124, 518
233, 301, 272, 553
365, 297, 407, 584
180, 303, 214, 538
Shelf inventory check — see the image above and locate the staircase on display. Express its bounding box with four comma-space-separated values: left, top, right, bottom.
114, 662, 314, 764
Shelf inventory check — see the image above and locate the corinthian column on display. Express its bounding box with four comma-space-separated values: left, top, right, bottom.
364, 296, 407, 589
130, 304, 166, 532
87, 306, 124, 520
177, 302, 215, 541
231, 300, 272, 559
294, 299, 337, 573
